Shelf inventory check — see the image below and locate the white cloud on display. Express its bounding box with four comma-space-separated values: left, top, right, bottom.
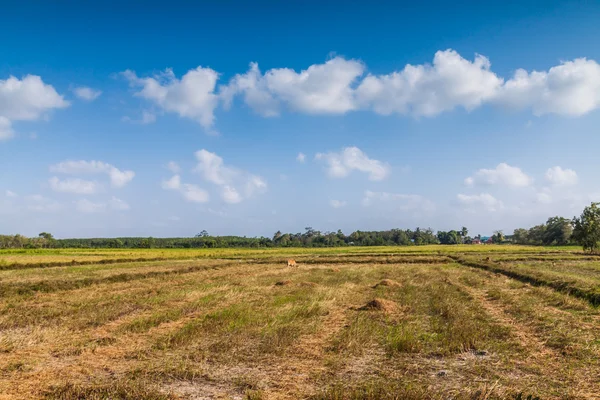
109, 196, 130, 211
195, 149, 235, 185
316, 146, 390, 181
296, 152, 306, 163
465, 163, 532, 187
49, 177, 100, 194
330, 199, 347, 208
245, 175, 267, 197
222, 185, 242, 204
123, 67, 219, 130
362, 190, 435, 213
73, 86, 102, 101
5, 190, 17, 197
26, 195, 61, 213
194, 149, 267, 203
121, 51, 600, 128
50, 160, 135, 188
161, 174, 209, 203
356, 50, 502, 117
545, 166, 578, 186
0, 75, 69, 121
166, 161, 181, 173
161, 175, 181, 190
0, 116, 14, 141
495, 58, 600, 116
180, 184, 209, 203
457, 193, 504, 212
75, 199, 106, 213
0, 75, 68, 141
222, 57, 365, 116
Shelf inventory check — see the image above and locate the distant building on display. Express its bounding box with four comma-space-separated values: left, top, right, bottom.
480, 236, 493, 244
471, 238, 482, 245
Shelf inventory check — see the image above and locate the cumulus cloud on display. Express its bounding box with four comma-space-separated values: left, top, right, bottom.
465, 163, 532, 187
222, 57, 365, 116
0, 75, 68, 141
180, 184, 209, 203
49, 177, 100, 194
296, 152, 306, 163
356, 50, 502, 117
316, 146, 390, 181
0, 75, 69, 120
122, 50, 600, 127
122, 67, 219, 130
362, 190, 435, 213
457, 193, 504, 212
545, 166, 578, 186
161, 175, 181, 190
330, 199, 347, 208
73, 86, 102, 101
115, 51, 600, 133
161, 175, 209, 203
5, 190, 17, 197
194, 149, 267, 203
495, 58, 600, 116
222, 185, 243, 204
50, 160, 135, 188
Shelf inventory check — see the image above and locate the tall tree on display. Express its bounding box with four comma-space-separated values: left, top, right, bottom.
572, 202, 600, 252
542, 217, 573, 245
492, 230, 504, 243
512, 228, 529, 244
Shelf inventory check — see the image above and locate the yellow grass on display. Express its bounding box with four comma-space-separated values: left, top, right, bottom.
0, 246, 598, 399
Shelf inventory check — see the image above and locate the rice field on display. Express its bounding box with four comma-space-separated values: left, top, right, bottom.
0, 246, 599, 399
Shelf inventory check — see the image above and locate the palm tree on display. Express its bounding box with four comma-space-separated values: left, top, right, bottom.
460, 227, 468, 243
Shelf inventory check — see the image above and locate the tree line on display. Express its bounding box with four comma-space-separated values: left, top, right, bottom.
0, 227, 439, 249
2, 203, 600, 251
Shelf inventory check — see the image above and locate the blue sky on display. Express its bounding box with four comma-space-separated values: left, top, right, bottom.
2, 0, 600, 238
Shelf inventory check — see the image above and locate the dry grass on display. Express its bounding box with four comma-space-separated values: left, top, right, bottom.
0, 246, 599, 399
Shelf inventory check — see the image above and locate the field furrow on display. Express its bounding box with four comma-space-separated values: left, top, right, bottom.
0, 247, 599, 399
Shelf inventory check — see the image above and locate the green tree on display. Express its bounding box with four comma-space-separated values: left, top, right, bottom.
512, 228, 529, 244
542, 217, 573, 245
38, 232, 54, 240
460, 227, 468, 243
437, 230, 462, 244
572, 202, 600, 252
492, 230, 504, 243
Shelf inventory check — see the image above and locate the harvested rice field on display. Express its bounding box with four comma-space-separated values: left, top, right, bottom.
1, 246, 599, 399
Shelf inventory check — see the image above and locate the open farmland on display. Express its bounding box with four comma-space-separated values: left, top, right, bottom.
1, 246, 599, 399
